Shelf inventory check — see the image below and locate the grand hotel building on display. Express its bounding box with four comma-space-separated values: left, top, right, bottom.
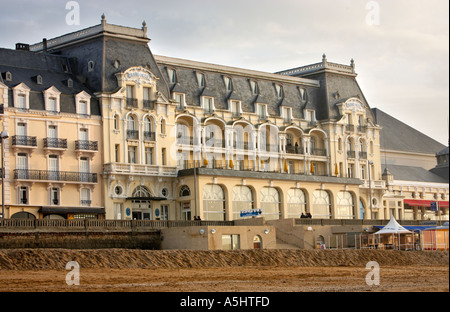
0, 17, 448, 222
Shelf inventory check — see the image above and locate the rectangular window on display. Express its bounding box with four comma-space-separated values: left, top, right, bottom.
160, 205, 169, 220
222, 234, 240, 250
48, 98, 56, 112
115, 144, 120, 163
50, 188, 59, 205
258, 104, 266, 119
204, 97, 213, 113
126, 85, 134, 99
174, 93, 184, 109
231, 101, 240, 117
128, 146, 136, 164
17, 94, 26, 109
48, 125, 57, 139
19, 186, 28, 204
145, 147, 153, 165
161, 148, 166, 166
17, 123, 26, 136
79, 128, 88, 141
81, 188, 91, 206
167, 69, 176, 84
79, 101, 88, 116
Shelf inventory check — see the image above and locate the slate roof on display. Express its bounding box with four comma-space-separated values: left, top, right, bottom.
155, 56, 322, 120
0, 47, 100, 115
372, 108, 446, 155
382, 164, 447, 183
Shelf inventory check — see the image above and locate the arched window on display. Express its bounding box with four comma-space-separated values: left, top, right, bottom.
287, 188, 307, 218
336, 191, 355, 219
312, 190, 331, 219
114, 114, 120, 130
179, 185, 191, 197
203, 184, 225, 221
260, 187, 281, 220
232, 186, 253, 220
132, 185, 151, 198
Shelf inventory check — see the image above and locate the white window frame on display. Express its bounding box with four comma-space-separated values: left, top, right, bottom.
75, 91, 91, 116
173, 92, 185, 109
202, 96, 214, 113
43, 86, 61, 113
13, 83, 30, 110
256, 103, 267, 120
229, 100, 241, 117
282, 106, 292, 123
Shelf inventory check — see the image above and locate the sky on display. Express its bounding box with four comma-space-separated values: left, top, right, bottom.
0, 0, 448, 146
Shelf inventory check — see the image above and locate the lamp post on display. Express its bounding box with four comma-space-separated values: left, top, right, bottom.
1, 131, 9, 219
368, 160, 374, 220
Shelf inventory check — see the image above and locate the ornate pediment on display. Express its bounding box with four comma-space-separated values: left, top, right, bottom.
115, 66, 158, 88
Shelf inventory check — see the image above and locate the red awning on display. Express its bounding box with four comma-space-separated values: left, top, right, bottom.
404, 199, 449, 208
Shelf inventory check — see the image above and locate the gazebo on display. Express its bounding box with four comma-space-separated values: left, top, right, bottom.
374, 216, 414, 250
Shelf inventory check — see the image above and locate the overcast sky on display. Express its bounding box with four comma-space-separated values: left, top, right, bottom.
1, 0, 448, 146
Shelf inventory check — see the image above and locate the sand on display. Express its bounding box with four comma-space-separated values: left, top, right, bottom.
0, 249, 448, 292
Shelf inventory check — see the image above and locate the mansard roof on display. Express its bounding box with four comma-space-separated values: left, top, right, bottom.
0, 47, 100, 115
155, 55, 321, 120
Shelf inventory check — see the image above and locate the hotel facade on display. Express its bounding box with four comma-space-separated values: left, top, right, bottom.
0, 17, 448, 222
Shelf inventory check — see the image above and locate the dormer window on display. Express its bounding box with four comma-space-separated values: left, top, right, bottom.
196, 72, 206, 88
299, 88, 307, 102
167, 68, 177, 84
75, 91, 91, 117
5, 71, 12, 81
275, 84, 283, 98
13, 83, 30, 110
43, 86, 61, 113
67, 79, 73, 88
224, 77, 233, 91
257, 103, 267, 120
174, 93, 185, 110
203, 96, 214, 113
250, 80, 259, 95
282, 106, 292, 123
230, 100, 241, 117
36, 75, 43, 85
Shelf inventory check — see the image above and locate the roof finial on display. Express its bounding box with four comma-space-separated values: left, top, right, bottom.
322, 53, 327, 63
101, 14, 106, 26
142, 20, 147, 34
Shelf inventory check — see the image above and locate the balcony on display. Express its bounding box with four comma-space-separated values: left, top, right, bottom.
345, 124, 354, 132
143, 100, 155, 110
285, 145, 305, 155
359, 151, 368, 159
310, 148, 327, 156
103, 163, 178, 177
44, 138, 68, 149
347, 150, 356, 158
12, 135, 37, 147
14, 169, 97, 183
357, 125, 367, 133
126, 98, 138, 109
75, 140, 98, 151
127, 130, 139, 140
143, 131, 156, 142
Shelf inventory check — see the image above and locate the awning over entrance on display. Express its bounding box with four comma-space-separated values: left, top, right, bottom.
404, 199, 449, 208
39, 207, 105, 215
126, 197, 167, 201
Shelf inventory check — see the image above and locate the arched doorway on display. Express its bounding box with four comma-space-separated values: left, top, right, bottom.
253, 235, 262, 249
131, 186, 152, 220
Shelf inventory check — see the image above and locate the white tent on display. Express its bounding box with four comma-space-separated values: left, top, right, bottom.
375, 216, 413, 250
376, 216, 412, 234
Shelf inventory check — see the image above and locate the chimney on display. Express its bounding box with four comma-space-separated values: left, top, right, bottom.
43, 38, 47, 52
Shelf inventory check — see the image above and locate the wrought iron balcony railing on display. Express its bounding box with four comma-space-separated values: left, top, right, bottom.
44, 138, 68, 149
12, 135, 37, 147
359, 151, 368, 159
143, 100, 155, 110
310, 148, 327, 156
143, 131, 156, 141
14, 169, 97, 183
127, 130, 139, 140
75, 140, 98, 151
126, 98, 138, 108
347, 150, 356, 158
